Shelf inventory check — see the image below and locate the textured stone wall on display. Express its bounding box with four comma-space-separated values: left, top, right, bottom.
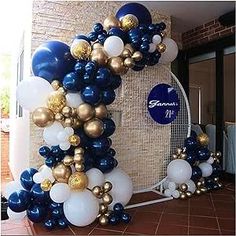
30, 0, 171, 190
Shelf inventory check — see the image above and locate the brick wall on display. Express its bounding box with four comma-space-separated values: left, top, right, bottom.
1, 131, 10, 179
182, 18, 235, 49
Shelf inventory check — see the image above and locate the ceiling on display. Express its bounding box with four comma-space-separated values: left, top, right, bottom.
141, 1, 235, 33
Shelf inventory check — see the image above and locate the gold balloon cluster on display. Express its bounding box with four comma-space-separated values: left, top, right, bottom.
195, 179, 207, 195
213, 177, 223, 188
211, 151, 221, 164
197, 133, 210, 146
52, 163, 72, 183
178, 183, 192, 200
172, 147, 187, 160
91, 182, 113, 226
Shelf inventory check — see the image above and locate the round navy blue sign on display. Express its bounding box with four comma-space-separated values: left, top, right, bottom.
147, 83, 180, 125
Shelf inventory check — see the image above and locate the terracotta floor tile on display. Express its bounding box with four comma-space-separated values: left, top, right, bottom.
212, 194, 234, 202
160, 213, 188, 226
165, 199, 189, 208
70, 222, 97, 235
1, 220, 27, 231
164, 206, 188, 215
189, 216, 219, 229
125, 221, 158, 235
190, 198, 214, 209
135, 202, 166, 213
221, 230, 236, 235
129, 192, 164, 205
156, 224, 188, 235
189, 227, 220, 235
97, 222, 128, 232
218, 218, 235, 231
213, 201, 235, 210
2, 226, 31, 235
132, 211, 161, 223
215, 209, 235, 219
190, 207, 216, 217
90, 228, 122, 235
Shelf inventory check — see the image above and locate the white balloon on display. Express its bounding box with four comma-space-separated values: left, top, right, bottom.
66, 93, 83, 108
104, 36, 124, 57
16, 76, 53, 111
4, 181, 23, 199
167, 159, 192, 184
172, 190, 180, 199
163, 178, 170, 189
86, 168, 105, 189
7, 208, 26, 221
33, 173, 44, 184
43, 121, 64, 146
64, 127, 74, 136
168, 182, 177, 191
207, 156, 214, 164
185, 179, 196, 193
152, 34, 162, 45
164, 189, 172, 197
57, 130, 68, 142
63, 190, 99, 227
50, 183, 71, 203
148, 43, 156, 53
105, 168, 133, 208
198, 162, 213, 177
59, 142, 71, 151
40, 165, 55, 182
159, 38, 178, 64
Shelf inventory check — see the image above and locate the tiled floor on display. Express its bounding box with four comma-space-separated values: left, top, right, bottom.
1, 182, 235, 235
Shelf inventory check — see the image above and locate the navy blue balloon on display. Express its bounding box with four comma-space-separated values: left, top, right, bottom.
27, 204, 47, 223
49, 202, 63, 211
197, 148, 210, 161
184, 137, 198, 151
74, 128, 90, 148
74, 61, 86, 74
44, 219, 56, 230
85, 61, 97, 74
132, 63, 145, 71
93, 23, 103, 33
121, 212, 131, 223
159, 22, 166, 30
81, 85, 101, 105
101, 89, 116, 105
95, 68, 111, 88
63, 72, 82, 92
107, 148, 116, 157
185, 151, 197, 166
139, 24, 148, 33
88, 32, 98, 42
191, 166, 202, 182
140, 42, 150, 52
102, 118, 116, 137
109, 213, 121, 225
190, 130, 197, 138
148, 24, 156, 34
31, 184, 50, 203
20, 168, 38, 190
113, 203, 124, 214
110, 75, 122, 90
211, 163, 222, 177
108, 28, 127, 42
96, 155, 116, 173
51, 145, 64, 157
8, 190, 31, 212
51, 207, 64, 219
45, 157, 55, 168
58, 218, 69, 229
116, 3, 152, 25
32, 41, 75, 83
39, 146, 50, 157
83, 72, 95, 85
90, 137, 111, 156
75, 34, 91, 43
98, 33, 108, 44
84, 151, 95, 171
128, 28, 143, 41
142, 34, 152, 43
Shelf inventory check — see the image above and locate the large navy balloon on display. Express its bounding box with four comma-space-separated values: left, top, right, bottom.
81, 85, 101, 105
89, 137, 111, 156
30, 184, 50, 203
20, 168, 38, 190
191, 166, 202, 182
8, 190, 31, 212
116, 3, 152, 25
27, 204, 47, 223
185, 151, 197, 166
197, 147, 210, 161
32, 41, 76, 83
184, 137, 198, 151
63, 72, 83, 92
95, 154, 116, 173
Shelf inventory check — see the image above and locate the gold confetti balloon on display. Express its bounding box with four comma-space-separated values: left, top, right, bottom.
121, 14, 139, 31
68, 134, 80, 146
104, 15, 121, 31
68, 172, 88, 191
84, 118, 104, 138
157, 43, 166, 53
32, 107, 55, 127
77, 103, 95, 122
90, 48, 108, 66
71, 39, 92, 60
40, 179, 52, 191
108, 57, 128, 75
197, 133, 209, 146
47, 91, 66, 114
95, 104, 108, 119
52, 163, 72, 183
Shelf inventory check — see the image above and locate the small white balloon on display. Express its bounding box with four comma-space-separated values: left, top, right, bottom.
16, 76, 53, 111
40, 165, 55, 183
64, 127, 74, 136
50, 183, 71, 203
148, 43, 156, 53
167, 159, 192, 184
4, 181, 23, 199
198, 162, 213, 177
152, 34, 162, 45
63, 190, 99, 227
163, 178, 170, 189
164, 189, 172, 197
159, 37, 178, 64
57, 130, 69, 142
172, 190, 180, 199
185, 179, 196, 193
168, 182, 177, 191
33, 173, 44, 184
59, 142, 71, 151
86, 168, 105, 189
104, 36, 124, 57
7, 208, 26, 221
207, 156, 214, 164
66, 92, 83, 108
105, 168, 133, 208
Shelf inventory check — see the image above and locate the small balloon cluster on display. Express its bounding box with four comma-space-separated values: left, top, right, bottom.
165, 132, 223, 199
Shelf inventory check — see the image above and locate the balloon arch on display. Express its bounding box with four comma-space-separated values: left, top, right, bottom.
6, 3, 222, 230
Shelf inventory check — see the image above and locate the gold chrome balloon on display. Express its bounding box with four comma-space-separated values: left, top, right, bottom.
62, 106, 72, 118
186, 191, 192, 198
157, 43, 166, 53
72, 118, 83, 129
32, 107, 55, 127
99, 203, 108, 214
95, 104, 108, 119
172, 154, 178, 159
92, 43, 103, 50
71, 108, 77, 117
92, 186, 103, 198
47, 91, 66, 114
74, 147, 85, 155
68, 134, 80, 146
180, 183, 188, 192
105, 210, 112, 217
196, 181, 202, 187
51, 80, 61, 90
218, 182, 223, 188
131, 51, 143, 61
160, 31, 166, 38
102, 193, 113, 205
68, 172, 88, 191
121, 14, 139, 31
90, 48, 108, 66
180, 153, 187, 159
103, 182, 112, 193
176, 148, 182, 155
121, 48, 132, 58
200, 187, 207, 193
75, 163, 85, 172
63, 117, 74, 127
125, 44, 135, 54
71, 40, 92, 60
63, 155, 74, 166
214, 177, 219, 182
108, 57, 128, 75
124, 57, 135, 68
216, 151, 222, 158
104, 15, 121, 30
77, 103, 95, 122
40, 179, 52, 191
74, 153, 84, 163
55, 113, 64, 122
84, 118, 104, 138
52, 163, 72, 183
197, 133, 209, 146
99, 215, 109, 226
195, 189, 202, 195
180, 192, 187, 200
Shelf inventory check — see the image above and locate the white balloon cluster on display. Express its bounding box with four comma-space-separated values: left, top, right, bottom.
159, 38, 178, 64
163, 179, 180, 198
33, 165, 55, 184
57, 127, 75, 150
149, 34, 162, 53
